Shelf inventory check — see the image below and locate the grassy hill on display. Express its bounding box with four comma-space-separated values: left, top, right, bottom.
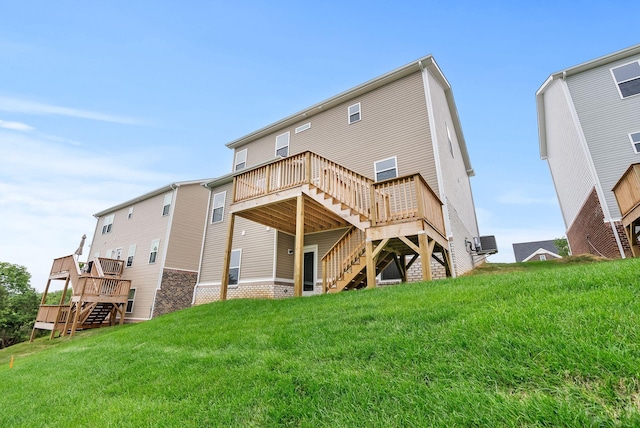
1, 258, 639, 427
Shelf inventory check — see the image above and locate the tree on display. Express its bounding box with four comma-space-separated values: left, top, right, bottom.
0, 262, 39, 348
554, 237, 570, 257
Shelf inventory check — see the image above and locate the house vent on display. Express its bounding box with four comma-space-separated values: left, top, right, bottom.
473, 236, 498, 255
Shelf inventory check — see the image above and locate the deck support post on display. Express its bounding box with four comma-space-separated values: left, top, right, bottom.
55, 277, 72, 339
418, 233, 435, 281
366, 239, 376, 289
293, 194, 305, 296
220, 212, 236, 301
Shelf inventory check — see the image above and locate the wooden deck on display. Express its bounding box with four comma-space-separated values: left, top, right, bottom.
31, 255, 132, 340
221, 151, 451, 297
613, 163, 640, 256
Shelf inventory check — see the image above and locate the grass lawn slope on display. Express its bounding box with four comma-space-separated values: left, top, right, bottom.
1, 258, 639, 426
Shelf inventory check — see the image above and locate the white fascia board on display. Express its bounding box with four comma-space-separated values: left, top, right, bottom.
522, 248, 562, 262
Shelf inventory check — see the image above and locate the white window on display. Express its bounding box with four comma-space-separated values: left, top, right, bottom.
102, 214, 114, 234
374, 157, 398, 181
275, 132, 290, 157
295, 122, 311, 134
539, 254, 547, 261
348, 102, 361, 124
446, 123, 454, 157
126, 244, 136, 267
235, 149, 247, 171
114, 248, 123, 260
630, 132, 640, 154
162, 193, 172, 216
126, 288, 136, 313
127, 207, 134, 219
212, 191, 226, 223
611, 61, 640, 98
229, 249, 242, 286
149, 239, 160, 264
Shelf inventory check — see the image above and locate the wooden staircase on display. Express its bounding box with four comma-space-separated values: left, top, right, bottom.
31, 255, 132, 340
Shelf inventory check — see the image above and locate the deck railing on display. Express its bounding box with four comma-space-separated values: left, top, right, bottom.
613, 163, 640, 219
372, 174, 445, 234
96, 258, 125, 276
35, 304, 70, 323
321, 227, 366, 292
233, 151, 443, 232
75, 276, 131, 299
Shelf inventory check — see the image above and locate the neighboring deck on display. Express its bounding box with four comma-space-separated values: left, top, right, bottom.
613, 163, 640, 256
221, 151, 451, 297
31, 255, 132, 340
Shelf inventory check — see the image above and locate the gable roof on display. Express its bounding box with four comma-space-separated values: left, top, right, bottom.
512, 240, 561, 262
93, 179, 211, 217
225, 55, 474, 176
536, 43, 640, 159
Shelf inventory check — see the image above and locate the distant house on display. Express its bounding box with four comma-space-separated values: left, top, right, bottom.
536, 44, 640, 258
194, 54, 490, 304
88, 180, 210, 321
512, 240, 562, 262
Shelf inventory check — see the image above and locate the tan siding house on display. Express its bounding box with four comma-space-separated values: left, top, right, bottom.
89, 180, 210, 321
194, 54, 485, 304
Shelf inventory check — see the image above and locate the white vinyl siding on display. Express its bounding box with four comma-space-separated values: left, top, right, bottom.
235, 149, 247, 171
229, 249, 241, 286
149, 239, 160, 264
630, 132, 640, 154
446, 123, 454, 157
102, 214, 114, 234
212, 191, 226, 223
275, 132, 290, 157
162, 193, 172, 216
348, 102, 361, 124
374, 156, 398, 181
611, 60, 640, 99
126, 244, 136, 267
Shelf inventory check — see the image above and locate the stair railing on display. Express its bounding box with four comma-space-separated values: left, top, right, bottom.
321, 227, 366, 292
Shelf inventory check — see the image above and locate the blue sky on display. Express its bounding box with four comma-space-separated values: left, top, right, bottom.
1, 1, 638, 291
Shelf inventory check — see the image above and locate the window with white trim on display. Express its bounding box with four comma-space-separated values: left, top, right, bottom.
102, 214, 114, 234
127, 207, 134, 219
295, 122, 311, 133
126, 288, 136, 313
374, 157, 398, 181
114, 248, 123, 260
162, 193, 172, 216
229, 249, 242, 286
126, 244, 136, 267
630, 132, 640, 154
149, 239, 160, 264
611, 61, 640, 98
235, 149, 247, 171
275, 132, 290, 157
212, 191, 226, 223
348, 102, 361, 124
539, 254, 547, 261
446, 123, 454, 157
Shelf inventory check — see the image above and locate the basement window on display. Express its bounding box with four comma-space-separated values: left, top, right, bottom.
235, 149, 247, 171
101, 214, 114, 234
229, 249, 242, 286
374, 156, 398, 181
275, 132, 290, 157
348, 102, 361, 124
630, 132, 640, 154
126, 289, 136, 313
611, 61, 640, 98
212, 191, 226, 223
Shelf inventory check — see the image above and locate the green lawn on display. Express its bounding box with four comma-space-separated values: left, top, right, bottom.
1, 257, 639, 427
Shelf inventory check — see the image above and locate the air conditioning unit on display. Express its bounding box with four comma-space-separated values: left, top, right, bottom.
473, 235, 498, 255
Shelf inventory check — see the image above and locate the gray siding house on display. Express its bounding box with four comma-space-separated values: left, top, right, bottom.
512, 240, 562, 262
195, 55, 485, 303
536, 44, 640, 258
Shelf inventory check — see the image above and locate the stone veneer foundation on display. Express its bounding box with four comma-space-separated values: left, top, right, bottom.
153, 269, 198, 318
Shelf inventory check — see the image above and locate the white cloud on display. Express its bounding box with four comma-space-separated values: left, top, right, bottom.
0, 96, 144, 125
0, 119, 34, 131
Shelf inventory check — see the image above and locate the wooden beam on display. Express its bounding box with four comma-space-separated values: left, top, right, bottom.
220, 213, 236, 301
293, 194, 305, 296
398, 235, 420, 254
418, 233, 435, 281
372, 238, 390, 259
